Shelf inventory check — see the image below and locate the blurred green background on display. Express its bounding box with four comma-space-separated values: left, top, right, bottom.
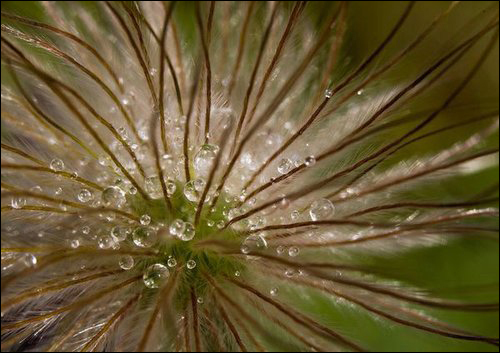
1, 1, 498, 351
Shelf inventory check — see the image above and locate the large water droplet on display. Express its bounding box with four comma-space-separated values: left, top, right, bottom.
241, 234, 267, 254
277, 158, 293, 175
119, 255, 134, 270
194, 144, 219, 175
77, 189, 93, 203
143, 263, 169, 288
183, 179, 205, 202
132, 227, 156, 247
179, 222, 195, 241
309, 198, 334, 221
145, 176, 162, 199
111, 226, 131, 242
101, 186, 126, 208
169, 219, 185, 236
50, 158, 64, 172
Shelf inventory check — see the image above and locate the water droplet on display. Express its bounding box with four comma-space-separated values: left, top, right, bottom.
119, 255, 134, 270
357, 89, 364, 96
98, 234, 115, 249
128, 185, 137, 195
277, 158, 293, 175
183, 179, 206, 202
290, 210, 300, 220
132, 227, 156, 247
20, 253, 37, 267
50, 158, 64, 171
77, 189, 93, 203
169, 219, 185, 236
234, 271, 241, 277
186, 260, 197, 270
309, 198, 334, 221
82, 226, 90, 234
143, 263, 169, 288
288, 246, 300, 257
207, 220, 215, 227
304, 156, 316, 166
70, 239, 80, 248
11, 197, 26, 209
279, 197, 290, 209
241, 234, 267, 254
161, 154, 174, 169
167, 257, 177, 267
179, 222, 195, 241
140, 214, 151, 226
194, 144, 219, 175
101, 186, 126, 208
324, 89, 333, 98
165, 179, 177, 195
145, 176, 162, 199
216, 220, 225, 229
111, 226, 130, 242
270, 287, 279, 296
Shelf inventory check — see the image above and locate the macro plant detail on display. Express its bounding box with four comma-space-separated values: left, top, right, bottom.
0, 0, 499, 351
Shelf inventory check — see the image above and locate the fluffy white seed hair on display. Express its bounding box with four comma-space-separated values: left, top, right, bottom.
1, 1, 499, 352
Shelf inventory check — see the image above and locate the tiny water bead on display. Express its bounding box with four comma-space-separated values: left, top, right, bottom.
183, 179, 206, 202
98, 234, 115, 249
277, 158, 293, 175
241, 234, 268, 254
324, 89, 333, 98
167, 257, 177, 267
197, 297, 204, 304
49, 158, 64, 171
143, 263, 169, 289
140, 214, 151, 226
165, 179, 177, 195
132, 227, 156, 247
82, 226, 91, 234
77, 189, 93, 203
194, 144, 219, 175
309, 198, 335, 221
119, 255, 134, 270
101, 186, 126, 208
288, 246, 300, 257
304, 155, 316, 166
270, 287, 279, 296
186, 260, 197, 270
11, 197, 26, 209
179, 222, 195, 241
70, 239, 80, 248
